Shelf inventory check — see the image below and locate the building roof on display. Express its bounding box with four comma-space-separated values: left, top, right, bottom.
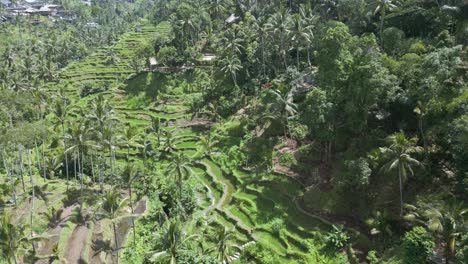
225, 14, 239, 24
201, 54, 216, 62
149, 57, 158, 66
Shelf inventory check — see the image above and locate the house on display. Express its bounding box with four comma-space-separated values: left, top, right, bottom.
225, 14, 239, 24
149, 57, 158, 70
0, 0, 13, 8
199, 54, 216, 65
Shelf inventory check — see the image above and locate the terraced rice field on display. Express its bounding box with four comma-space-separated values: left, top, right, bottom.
34, 19, 350, 263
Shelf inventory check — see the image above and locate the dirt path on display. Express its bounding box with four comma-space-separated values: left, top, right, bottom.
35, 205, 76, 264
63, 225, 89, 263
89, 222, 105, 264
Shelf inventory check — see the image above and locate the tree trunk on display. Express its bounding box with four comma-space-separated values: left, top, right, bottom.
113, 222, 119, 264
27, 150, 36, 252
77, 150, 83, 208
446, 235, 455, 264
42, 140, 46, 181
18, 150, 26, 193
74, 153, 77, 185
380, 9, 385, 49
398, 166, 403, 216
2, 151, 17, 207
91, 152, 95, 184
129, 185, 136, 245
99, 154, 104, 193
62, 123, 69, 191
12, 251, 18, 264
34, 140, 42, 183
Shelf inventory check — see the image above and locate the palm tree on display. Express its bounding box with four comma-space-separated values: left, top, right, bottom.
149, 219, 193, 264
165, 152, 194, 200
374, 0, 400, 48
120, 163, 141, 246
425, 202, 467, 264
162, 130, 180, 154
99, 124, 120, 186
198, 134, 219, 158
406, 200, 467, 264
222, 30, 244, 56
211, 226, 239, 264
264, 89, 297, 139
265, 8, 292, 71
86, 95, 119, 134
99, 190, 130, 264
0, 212, 39, 264
219, 55, 242, 86
66, 120, 95, 205
288, 13, 313, 68
118, 125, 142, 161
147, 117, 162, 147
43, 155, 62, 180
50, 98, 70, 189
379, 132, 423, 216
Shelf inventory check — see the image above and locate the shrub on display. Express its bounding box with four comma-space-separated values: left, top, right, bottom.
335, 158, 371, 191
409, 40, 427, 55
455, 233, 468, 264
366, 250, 379, 264
157, 45, 184, 66
325, 225, 349, 251
402, 226, 434, 264
269, 218, 285, 236
279, 152, 296, 167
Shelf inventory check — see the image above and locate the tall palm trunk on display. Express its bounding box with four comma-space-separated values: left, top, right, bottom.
18, 150, 26, 193
129, 184, 136, 245
90, 152, 95, 184
113, 222, 119, 264
2, 151, 17, 207
446, 234, 455, 264
42, 140, 46, 180
62, 123, 69, 191
398, 165, 403, 216
380, 9, 386, 48
34, 140, 43, 183
99, 154, 104, 193
27, 150, 36, 252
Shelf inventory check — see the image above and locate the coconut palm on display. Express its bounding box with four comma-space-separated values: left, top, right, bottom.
379, 132, 423, 216
99, 124, 120, 186
197, 134, 219, 157
263, 89, 297, 139
222, 30, 244, 56
288, 13, 313, 68
147, 117, 162, 147
210, 226, 239, 264
374, 0, 401, 48
118, 125, 142, 161
66, 120, 95, 205
219, 55, 242, 86
0, 212, 40, 264
162, 130, 181, 154
50, 98, 70, 189
265, 8, 292, 71
120, 163, 141, 245
86, 95, 119, 133
405, 200, 467, 264
165, 152, 194, 200
148, 218, 194, 264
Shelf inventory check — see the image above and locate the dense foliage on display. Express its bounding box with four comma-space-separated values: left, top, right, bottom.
0, 0, 466, 263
